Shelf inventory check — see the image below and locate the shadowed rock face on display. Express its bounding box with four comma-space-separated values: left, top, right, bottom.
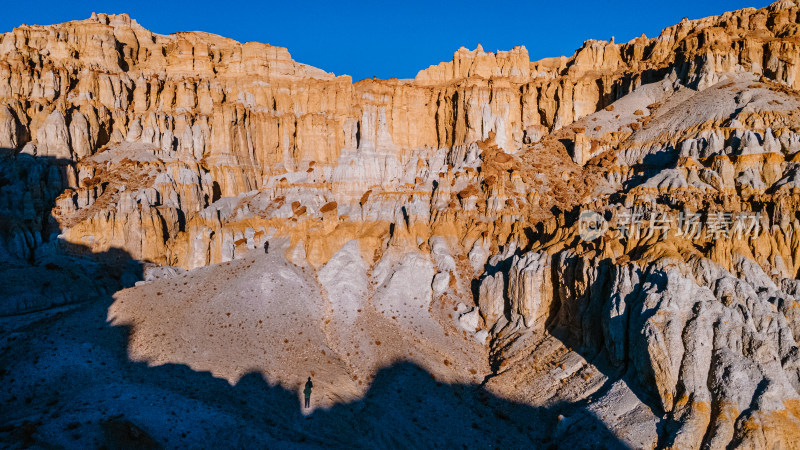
3, 2, 800, 448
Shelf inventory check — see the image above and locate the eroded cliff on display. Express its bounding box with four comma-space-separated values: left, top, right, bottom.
3, 2, 800, 448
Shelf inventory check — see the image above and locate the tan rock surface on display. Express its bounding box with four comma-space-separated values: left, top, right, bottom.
4, 2, 800, 448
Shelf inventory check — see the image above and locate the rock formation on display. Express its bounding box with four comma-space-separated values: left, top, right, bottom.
3, 2, 800, 448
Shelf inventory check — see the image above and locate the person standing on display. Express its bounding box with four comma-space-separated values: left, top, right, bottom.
303, 377, 313, 408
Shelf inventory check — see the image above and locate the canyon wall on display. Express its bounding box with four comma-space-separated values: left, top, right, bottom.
4, 3, 800, 269
3, 2, 800, 447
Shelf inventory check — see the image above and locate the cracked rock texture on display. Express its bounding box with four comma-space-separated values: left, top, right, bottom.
3, 2, 800, 448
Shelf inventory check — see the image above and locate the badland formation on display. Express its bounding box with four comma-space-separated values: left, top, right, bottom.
2, 2, 800, 447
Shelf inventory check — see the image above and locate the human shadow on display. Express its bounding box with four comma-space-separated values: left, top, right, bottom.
0, 150, 629, 449
1, 288, 630, 448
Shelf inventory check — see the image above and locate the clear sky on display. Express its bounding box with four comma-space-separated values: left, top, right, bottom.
0, 0, 774, 81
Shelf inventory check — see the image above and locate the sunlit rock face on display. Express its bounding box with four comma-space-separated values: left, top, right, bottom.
4, 2, 800, 447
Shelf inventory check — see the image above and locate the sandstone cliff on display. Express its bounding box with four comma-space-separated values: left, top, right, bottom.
3, 2, 800, 448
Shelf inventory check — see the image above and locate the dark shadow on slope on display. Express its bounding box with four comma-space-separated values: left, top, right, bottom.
535, 247, 668, 435
0, 151, 628, 449
488, 204, 666, 424
0, 151, 143, 316
1, 289, 631, 448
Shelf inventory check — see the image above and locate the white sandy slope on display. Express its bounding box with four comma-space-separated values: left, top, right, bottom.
110, 239, 488, 404
4, 240, 559, 448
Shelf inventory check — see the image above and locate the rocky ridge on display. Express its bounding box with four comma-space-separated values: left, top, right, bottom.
2, 2, 800, 448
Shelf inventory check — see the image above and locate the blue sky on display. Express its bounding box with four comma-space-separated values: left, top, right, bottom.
1, 1, 773, 81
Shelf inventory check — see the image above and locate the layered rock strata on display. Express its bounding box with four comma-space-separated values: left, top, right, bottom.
3, 2, 800, 447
